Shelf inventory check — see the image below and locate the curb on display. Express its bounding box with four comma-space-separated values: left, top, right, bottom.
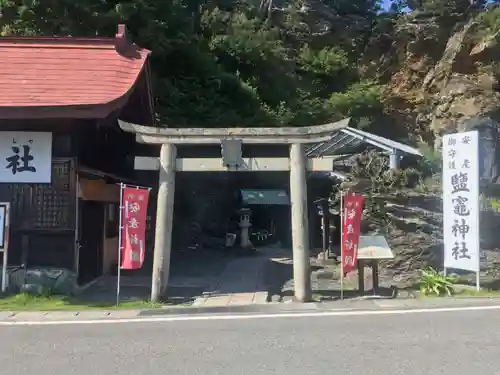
138, 302, 320, 316
139, 296, 500, 316
3, 296, 500, 322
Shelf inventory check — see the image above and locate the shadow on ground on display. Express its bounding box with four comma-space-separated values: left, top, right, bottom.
264, 251, 401, 302
281, 287, 398, 301
264, 260, 294, 301
73, 249, 240, 307
78, 284, 205, 306
457, 277, 500, 290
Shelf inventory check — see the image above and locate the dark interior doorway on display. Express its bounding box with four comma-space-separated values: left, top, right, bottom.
249, 204, 291, 247
78, 200, 104, 284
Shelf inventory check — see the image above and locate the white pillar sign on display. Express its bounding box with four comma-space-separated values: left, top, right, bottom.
442, 130, 480, 273
0, 132, 52, 183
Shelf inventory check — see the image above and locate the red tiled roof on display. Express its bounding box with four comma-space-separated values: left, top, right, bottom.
0, 25, 151, 109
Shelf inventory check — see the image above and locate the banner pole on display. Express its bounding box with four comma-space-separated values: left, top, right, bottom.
340, 190, 344, 301
116, 183, 124, 306
1, 204, 9, 293
1, 251, 6, 293
476, 160, 481, 292
117, 182, 152, 191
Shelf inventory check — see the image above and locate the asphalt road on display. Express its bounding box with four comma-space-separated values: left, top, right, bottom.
1, 309, 499, 375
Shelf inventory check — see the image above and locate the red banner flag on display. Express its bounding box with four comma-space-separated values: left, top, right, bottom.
120, 186, 150, 270
342, 194, 364, 276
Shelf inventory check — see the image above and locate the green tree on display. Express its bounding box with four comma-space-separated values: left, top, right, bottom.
0, 0, 388, 127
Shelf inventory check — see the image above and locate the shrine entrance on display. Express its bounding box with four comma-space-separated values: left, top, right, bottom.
118, 118, 421, 302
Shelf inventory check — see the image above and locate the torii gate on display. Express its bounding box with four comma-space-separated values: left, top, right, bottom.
118, 118, 353, 302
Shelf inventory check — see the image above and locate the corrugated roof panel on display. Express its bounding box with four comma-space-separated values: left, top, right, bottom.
305, 127, 421, 157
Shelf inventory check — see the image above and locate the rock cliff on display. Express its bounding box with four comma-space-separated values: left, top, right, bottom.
374, 7, 500, 147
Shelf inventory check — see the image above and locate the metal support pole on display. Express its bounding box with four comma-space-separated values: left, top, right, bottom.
340, 190, 344, 300
321, 202, 328, 263
289, 143, 311, 302
1, 250, 6, 293
151, 143, 177, 302
389, 149, 399, 170
476, 178, 481, 292
1, 203, 9, 293
74, 173, 80, 279
116, 183, 124, 306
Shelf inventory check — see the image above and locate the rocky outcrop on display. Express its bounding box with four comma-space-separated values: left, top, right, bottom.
364, 191, 500, 288
8, 268, 77, 296
377, 194, 443, 286
381, 9, 500, 146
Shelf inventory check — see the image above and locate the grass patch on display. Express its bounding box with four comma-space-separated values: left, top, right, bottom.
311, 293, 323, 302
0, 293, 167, 311
453, 288, 500, 297
418, 286, 500, 298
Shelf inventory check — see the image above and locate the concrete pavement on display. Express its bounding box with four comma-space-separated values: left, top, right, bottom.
0, 305, 499, 374
192, 253, 272, 307
78, 247, 287, 307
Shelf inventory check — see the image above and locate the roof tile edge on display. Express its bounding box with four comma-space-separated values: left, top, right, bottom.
0, 24, 143, 51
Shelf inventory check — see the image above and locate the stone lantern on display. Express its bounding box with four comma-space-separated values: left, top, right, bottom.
237, 208, 252, 249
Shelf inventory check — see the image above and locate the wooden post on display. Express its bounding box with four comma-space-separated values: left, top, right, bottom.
321, 201, 328, 260
357, 259, 365, 294
151, 143, 177, 302
289, 143, 312, 302
372, 261, 379, 294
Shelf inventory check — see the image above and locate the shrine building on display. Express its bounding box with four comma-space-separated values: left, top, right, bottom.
0, 24, 155, 285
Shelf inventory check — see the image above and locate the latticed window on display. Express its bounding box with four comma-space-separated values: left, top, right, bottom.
7, 159, 76, 230
33, 160, 73, 229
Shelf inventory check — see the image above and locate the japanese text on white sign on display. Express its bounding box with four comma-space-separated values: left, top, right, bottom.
442, 130, 480, 272
0, 132, 52, 183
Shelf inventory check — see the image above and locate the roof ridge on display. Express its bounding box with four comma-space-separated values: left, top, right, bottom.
0, 24, 136, 48
0, 36, 119, 47
0, 42, 121, 50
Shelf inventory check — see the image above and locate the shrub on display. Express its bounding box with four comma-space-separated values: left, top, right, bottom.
419, 267, 458, 296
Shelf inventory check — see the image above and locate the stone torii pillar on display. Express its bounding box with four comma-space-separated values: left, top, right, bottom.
118, 118, 351, 302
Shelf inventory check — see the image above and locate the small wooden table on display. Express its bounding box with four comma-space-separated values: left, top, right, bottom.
356, 235, 394, 295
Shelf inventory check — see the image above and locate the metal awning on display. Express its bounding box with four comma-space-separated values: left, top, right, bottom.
76, 166, 138, 184
308, 171, 348, 181
305, 126, 422, 158
241, 189, 290, 205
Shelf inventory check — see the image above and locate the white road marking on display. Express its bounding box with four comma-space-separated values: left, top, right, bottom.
0, 304, 499, 326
